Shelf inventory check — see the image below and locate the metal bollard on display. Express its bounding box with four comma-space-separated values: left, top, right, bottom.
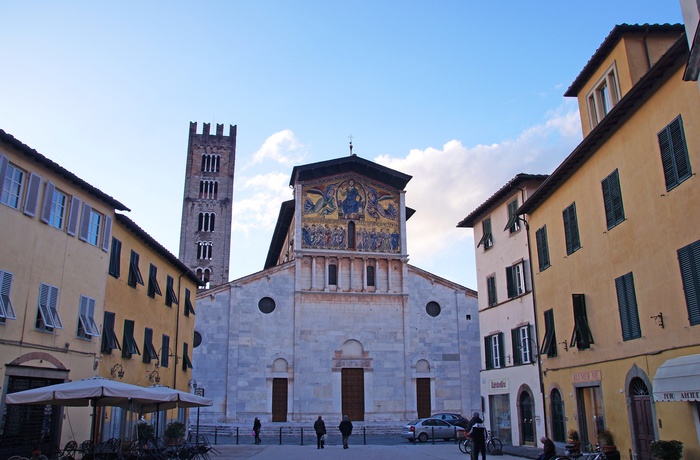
363, 426, 366, 445
279, 427, 282, 445
301, 427, 304, 446
232, 426, 236, 445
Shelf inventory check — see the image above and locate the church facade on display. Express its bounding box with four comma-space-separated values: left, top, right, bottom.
191, 153, 481, 424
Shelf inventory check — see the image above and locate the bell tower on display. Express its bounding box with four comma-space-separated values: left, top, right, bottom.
178, 122, 236, 288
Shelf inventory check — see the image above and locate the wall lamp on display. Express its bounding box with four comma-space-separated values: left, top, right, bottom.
188, 379, 197, 389
148, 370, 161, 384
651, 312, 665, 328
560, 341, 569, 352
110, 364, 125, 379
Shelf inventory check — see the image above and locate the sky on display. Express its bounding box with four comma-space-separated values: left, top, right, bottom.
0, 1, 685, 290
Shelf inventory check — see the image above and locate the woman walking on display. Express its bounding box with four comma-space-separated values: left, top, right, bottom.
314, 415, 327, 449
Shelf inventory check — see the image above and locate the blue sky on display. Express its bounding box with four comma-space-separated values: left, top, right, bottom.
0, 1, 684, 290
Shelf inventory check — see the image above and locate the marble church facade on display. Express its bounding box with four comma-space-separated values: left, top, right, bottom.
191, 154, 481, 424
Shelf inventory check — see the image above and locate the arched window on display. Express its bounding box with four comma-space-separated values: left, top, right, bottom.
197, 242, 213, 260
550, 388, 566, 442
197, 213, 216, 232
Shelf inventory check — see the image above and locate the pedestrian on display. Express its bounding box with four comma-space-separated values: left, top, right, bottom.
253, 417, 261, 444
467, 411, 486, 460
537, 436, 556, 460
338, 415, 353, 449
314, 415, 327, 449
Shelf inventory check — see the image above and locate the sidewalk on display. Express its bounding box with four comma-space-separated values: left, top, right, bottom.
212, 443, 533, 459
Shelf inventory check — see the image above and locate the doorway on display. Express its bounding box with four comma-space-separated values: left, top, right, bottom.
630, 378, 654, 460
341, 368, 365, 421
272, 378, 288, 422
519, 390, 535, 445
416, 378, 431, 418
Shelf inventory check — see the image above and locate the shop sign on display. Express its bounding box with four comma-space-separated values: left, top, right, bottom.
572, 369, 601, 384
657, 391, 700, 402
488, 378, 509, 393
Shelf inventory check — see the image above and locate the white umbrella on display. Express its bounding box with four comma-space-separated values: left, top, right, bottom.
139, 385, 212, 412
5, 377, 173, 441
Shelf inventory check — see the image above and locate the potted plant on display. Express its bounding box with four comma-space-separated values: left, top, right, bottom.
597, 428, 616, 452
137, 422, 154, 443
650, 440, 683, 460
567, 429, 580, 453
165, 421, 186, 444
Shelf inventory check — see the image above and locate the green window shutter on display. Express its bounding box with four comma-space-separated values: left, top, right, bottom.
511, 329, 521, 366
484, 336, 493, 369
602, 170, 625, 229
506, 266, 515, 298
615, 273, 641, 340
536, 226, 550, 271
571, 294, 593, 349
497, 333, 505, 368
659, 116, 692, 190
678, 241, 700, 325
487, 276, 497, 306
563, 203, 580, 255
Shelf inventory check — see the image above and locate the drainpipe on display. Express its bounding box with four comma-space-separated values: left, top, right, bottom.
515, 185, 549, 442
174, 274, 184, 390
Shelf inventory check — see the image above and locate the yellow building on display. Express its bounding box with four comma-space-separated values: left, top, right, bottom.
519, 25, 700, 459
0, 129, 128, 455
99, 213, 201, 440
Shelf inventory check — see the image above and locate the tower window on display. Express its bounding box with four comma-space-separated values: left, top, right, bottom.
199, 180, 219, 199
198, 212, 216, 232
197, 242, 213, 260
201, 154, 221, 173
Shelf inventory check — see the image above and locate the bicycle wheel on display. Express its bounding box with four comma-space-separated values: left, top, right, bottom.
459, 438, 471, 454
487, 437, 502, 453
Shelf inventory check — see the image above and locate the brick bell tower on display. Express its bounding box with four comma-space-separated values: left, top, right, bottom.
178, 122, 236, 288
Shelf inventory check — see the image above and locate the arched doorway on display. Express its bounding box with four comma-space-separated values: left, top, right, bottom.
271, 358, 289, 422
340, 340, 365, 421
415, 360, 431, 419
519, 390, 535, 445
550, 389, 566, 443
630, 378, 654, 460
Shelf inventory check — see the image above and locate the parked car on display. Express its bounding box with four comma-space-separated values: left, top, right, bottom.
401, 418, 459, 443
431, 412, 469, 429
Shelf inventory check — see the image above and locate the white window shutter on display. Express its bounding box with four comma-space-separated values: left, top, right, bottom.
67, 196, 82, 236
23, 172, 42, 217
41, 181, 56, 224
0, 154, 8, 186
101, 215, 112, 252
78, 202, 92, 242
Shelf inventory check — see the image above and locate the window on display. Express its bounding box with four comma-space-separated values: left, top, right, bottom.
182, 342, 193, 371
199, 180, 218, 199
77, 295, 100, 339
109, 238, 122, 278
486, 275, 497, 307
366, 265, 375, 287
128, 250, 144, 288
570, 294, 594, 349
535, 225, 550, 271
426, 301, 441, 317
0, 156, 25, 210
165, 275, 178, 306
615, 272, 641, 340
477, 218, 493, 249
122, 319, 140, 358
348, 221, 356, 249
328, 264, 337, 285
485, 333, 505, 369
258, 296, 275, 314
677, 239, 700, 326
198, 212, 216, 232
512, 324, 534, 365
143, 328, 158, 364
184, 288, 196, 316
658, 115, 692, 191
36, 283, 62, 332
540, 309, 557, 357
587, 64, 620, 128
196, 268, 211, 289
160, 335, 170, 367
506, 198, 520, 233
78, 203, 102, 246
41, 182, 68, 229
506, 261, 526, 298
201, 154, 220, 172
197, 242, 212, 260
0, 270, 17, 322
101, 311, 121, 353
601, 169, 625, 229
23, 173, 42, 217
147, 264, 162, 299
563, 203, 581, 255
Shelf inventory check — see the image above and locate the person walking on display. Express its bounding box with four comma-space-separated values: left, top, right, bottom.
467, 411, 487, 460
253, 417, 261, 444
338, 415, 353, 449
314, 415, 327, 449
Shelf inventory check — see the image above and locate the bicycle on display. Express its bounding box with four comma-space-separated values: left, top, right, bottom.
458, 430, 502, 455
555, 443, 607, 460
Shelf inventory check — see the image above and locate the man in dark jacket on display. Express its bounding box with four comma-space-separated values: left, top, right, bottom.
338, 415, 353, 449
314, 415, 327, 449
538, 436, 556, 460
468, 411, 486, 460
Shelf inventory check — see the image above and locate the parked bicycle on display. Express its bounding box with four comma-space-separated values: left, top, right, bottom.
555, 442, 607, 460
458, 429, 503, 455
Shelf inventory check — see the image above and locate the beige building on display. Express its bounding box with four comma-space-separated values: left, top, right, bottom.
458, 174, 548, 448
519, 25, 700, 459
0, 129, 128, 456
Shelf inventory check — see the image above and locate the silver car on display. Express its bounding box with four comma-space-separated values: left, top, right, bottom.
401, 418, 458, 443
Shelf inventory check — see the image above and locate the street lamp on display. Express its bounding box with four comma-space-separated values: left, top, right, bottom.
110, 364, 125, 379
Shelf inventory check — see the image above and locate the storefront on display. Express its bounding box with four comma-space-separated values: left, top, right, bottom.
488, 378, 511, 444
572, 369, 605, 447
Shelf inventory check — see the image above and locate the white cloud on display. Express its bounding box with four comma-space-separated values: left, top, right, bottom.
375, 102, 582, 272
250, 129, 308, 165
231, 171, 292, 234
